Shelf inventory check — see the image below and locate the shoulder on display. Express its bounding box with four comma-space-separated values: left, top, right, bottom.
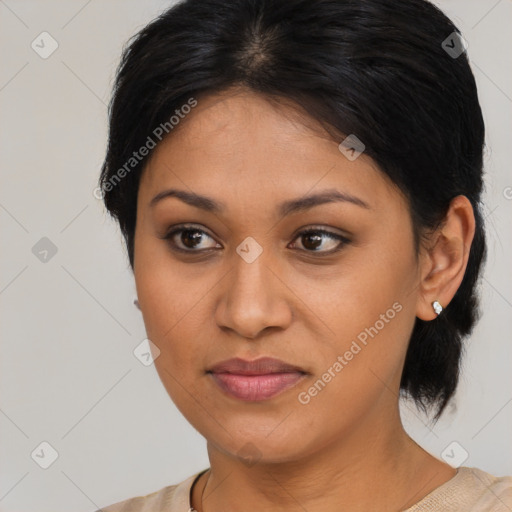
94, 483, 179, 512
406, 466, 512, 511
94, 469, 207, 512
465, 467, 512, 508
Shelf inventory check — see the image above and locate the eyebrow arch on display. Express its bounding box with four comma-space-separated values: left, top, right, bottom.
150, 188, 222, 213
278, 189, 371, 216
149, 187, 371, 216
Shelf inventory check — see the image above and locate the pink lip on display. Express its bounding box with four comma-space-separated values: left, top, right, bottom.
208, 357, 307, 401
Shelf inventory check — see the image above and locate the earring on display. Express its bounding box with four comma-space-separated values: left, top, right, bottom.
134, 297, 141, 311
432, 300, 443, 315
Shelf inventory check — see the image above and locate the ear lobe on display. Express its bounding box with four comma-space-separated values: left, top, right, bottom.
416, 195, 476, 321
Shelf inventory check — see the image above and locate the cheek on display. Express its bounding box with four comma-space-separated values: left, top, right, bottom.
300, 237, 418, 389
292, 279, 415, 437
134, 239, 220, 393
135, 231, 198, 331
305, 242, 415, 338
137, 267, 209, 359
137, 263, 212, 416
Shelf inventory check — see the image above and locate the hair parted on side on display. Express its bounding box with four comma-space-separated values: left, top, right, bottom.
99, 0, 487, 421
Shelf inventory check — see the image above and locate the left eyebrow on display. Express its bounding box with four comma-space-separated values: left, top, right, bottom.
277, 189, 371, 217
149, 187, 371, 216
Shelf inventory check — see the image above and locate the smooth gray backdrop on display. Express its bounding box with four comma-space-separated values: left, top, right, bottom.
1, 1, 511, 511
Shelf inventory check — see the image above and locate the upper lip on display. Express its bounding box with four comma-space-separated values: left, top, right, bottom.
208, 357, 306, 375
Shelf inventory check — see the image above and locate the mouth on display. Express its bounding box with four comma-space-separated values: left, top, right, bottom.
207, 357, 308, 401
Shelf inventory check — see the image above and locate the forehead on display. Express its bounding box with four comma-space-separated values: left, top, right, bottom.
138, 88, 404, 214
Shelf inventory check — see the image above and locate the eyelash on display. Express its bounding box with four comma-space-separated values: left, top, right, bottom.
161, 224, 351, 256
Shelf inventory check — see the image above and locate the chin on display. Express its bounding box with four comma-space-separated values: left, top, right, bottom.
203, 422, 319, 466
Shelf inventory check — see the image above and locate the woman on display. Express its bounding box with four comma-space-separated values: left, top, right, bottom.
95, 0, 512, 510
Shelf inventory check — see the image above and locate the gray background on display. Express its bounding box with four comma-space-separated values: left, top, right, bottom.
0, 1, 511, 510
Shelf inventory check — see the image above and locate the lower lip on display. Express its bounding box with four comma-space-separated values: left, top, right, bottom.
210, 372, 305, 401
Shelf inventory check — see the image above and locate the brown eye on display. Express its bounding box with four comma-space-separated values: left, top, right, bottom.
301, 232, 324, 251
180, 229, 205, 249
163, 225, 220, 252
291, 228, 350, 254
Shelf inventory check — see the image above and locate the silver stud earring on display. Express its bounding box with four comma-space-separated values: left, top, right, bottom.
432, 300, 443, 315
134, 297, 141, 311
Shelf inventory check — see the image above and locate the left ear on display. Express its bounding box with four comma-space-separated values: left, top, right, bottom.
416, 195, 476, 321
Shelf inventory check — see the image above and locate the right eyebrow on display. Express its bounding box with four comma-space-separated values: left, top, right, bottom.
150, 188, 225, 213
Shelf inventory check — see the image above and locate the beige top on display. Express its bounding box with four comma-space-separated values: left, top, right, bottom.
96, 466, 512, 511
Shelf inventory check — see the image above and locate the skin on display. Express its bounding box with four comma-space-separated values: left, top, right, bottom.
133, 85, 475, 511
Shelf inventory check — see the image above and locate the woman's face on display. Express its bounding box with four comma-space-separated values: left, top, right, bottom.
134, 87, 423, 463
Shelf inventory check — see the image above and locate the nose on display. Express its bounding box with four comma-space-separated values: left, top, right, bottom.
214, 250, 293, 339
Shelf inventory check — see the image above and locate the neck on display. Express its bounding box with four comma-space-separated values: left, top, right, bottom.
192, 405, 455, 512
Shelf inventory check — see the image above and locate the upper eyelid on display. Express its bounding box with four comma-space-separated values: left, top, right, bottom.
163, 223, 214, 237
294, 226, 347, 238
